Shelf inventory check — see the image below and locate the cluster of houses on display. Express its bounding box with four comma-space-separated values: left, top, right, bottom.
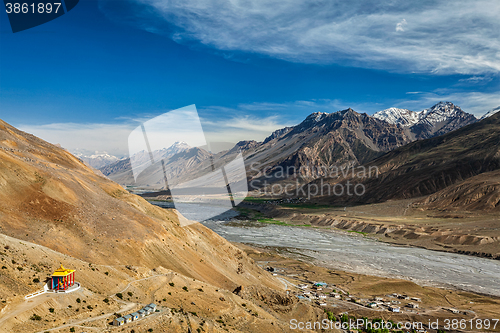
296, 282, 346, 306
113, 303, 157, 326
294, 283, 427, 314
364, 294, 422, 312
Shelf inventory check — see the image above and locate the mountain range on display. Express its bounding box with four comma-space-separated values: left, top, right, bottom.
71, 149, 122, 169
315, 110, 500, 209
100, 101, 483, 191
373, 101, 477, 140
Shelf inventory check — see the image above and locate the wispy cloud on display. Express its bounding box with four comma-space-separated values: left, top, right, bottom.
18, 122, 135, 157
396, 19, 407, 32
17, 111, 294, 157
100, 0, 500, 74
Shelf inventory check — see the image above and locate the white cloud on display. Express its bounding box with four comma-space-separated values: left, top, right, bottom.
396, 19, 407, 32
100, 0, 500, 74
16, 112, 293, 157
18, 122, 135, 157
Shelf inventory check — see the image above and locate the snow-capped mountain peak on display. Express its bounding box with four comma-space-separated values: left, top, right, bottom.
374, 102, 476, 128
372, 107, 420, 126
418, 102, 464, 126
305, 112, 328, 122
480, 106, 500, 120
71, 149, 121, 169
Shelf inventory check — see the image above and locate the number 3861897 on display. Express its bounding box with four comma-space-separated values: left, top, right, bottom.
5, 3, 62, 14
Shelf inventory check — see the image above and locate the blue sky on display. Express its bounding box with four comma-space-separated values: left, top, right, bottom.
1, 0, 499, 156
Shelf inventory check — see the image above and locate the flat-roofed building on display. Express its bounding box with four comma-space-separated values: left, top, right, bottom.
113, 317, 125, 326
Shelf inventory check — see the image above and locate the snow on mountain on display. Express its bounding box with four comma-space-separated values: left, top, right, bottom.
373, 107, 420, 127
480, 106, 500, 120
307, 112, 329, 122
374, 102, 476, 128
162, 141, 191, 157
72, 149, 122, 169
418, 102, 466, 126
128, 141, 192, 169
373, 102, 477, 140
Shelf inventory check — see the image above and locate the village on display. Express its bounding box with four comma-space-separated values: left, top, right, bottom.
259, 257, 476, 332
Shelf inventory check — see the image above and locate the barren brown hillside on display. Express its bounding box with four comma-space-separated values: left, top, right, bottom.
0, 119, 330, 332
415, 169, 500, 211
0, 119, 278, 290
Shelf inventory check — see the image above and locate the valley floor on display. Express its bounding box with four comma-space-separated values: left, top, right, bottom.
238, 198, 500, 260
235, 242, 500, 333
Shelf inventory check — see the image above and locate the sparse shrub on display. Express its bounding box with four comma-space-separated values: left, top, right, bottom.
69, 328, 75, 332
11, 259, 16, 264
148, 329, 153, 332
198, 288, 203, 292
325, 311, 335, 321
241, 303, 246, 307
104, 271, 109, 276
30, 314, 42, 321
1, 266, 6, 269
169, 282, 174, 287
182, 286, 188, 292
76, 298, 81, 303
116, 293, 123, 299
168, 292, 171, 295
103, 298, 109, 304
127, 291, 133, 297
33, 278, 40, 283
87, 305, 93, 310
16, 266, 23, 271
48, 308, 54, 313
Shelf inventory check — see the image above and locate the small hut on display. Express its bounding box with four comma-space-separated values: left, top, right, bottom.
113, 317, 125, 326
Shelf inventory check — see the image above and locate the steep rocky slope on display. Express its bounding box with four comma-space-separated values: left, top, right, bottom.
414, 169, 500, 211
242, 108, 412, 186
0, 119, 331, 332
